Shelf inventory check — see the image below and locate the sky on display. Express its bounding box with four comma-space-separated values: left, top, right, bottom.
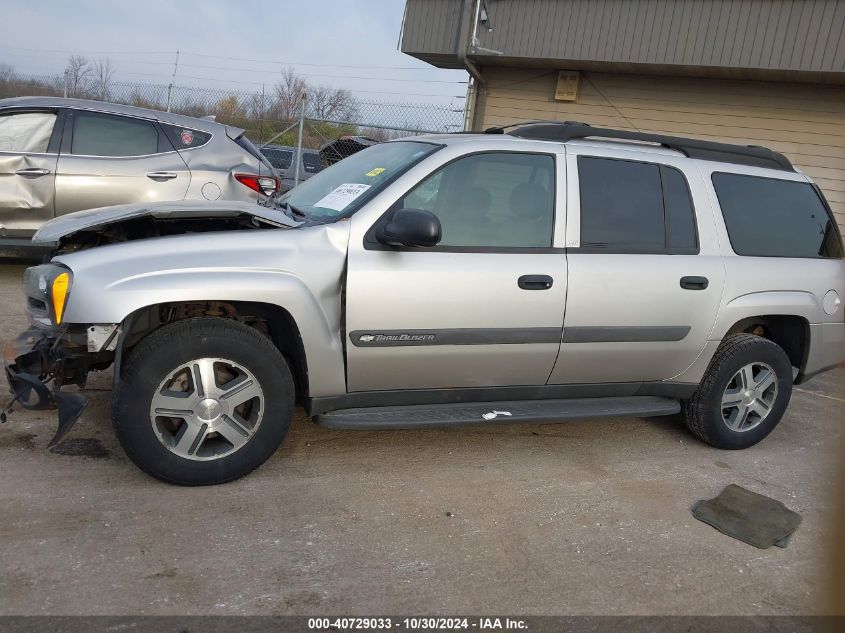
0, 0, 468, 108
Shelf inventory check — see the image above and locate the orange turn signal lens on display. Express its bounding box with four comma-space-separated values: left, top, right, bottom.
51, 272, 70, 324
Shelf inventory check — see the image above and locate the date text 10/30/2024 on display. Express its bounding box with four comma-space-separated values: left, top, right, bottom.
307, 617, 529, 630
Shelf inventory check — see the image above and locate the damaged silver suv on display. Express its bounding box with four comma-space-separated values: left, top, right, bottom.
4, 122, 845, 485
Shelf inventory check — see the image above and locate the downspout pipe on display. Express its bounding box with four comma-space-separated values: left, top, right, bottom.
457, 0, 486, 131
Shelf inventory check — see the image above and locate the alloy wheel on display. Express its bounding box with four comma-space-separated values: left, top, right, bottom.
720, 362, 778, 432
149, 357, 264, 460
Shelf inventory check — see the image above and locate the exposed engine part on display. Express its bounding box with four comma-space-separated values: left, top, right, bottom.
54, 216, 279, 255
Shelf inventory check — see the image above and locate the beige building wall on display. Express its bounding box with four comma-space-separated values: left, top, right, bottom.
479, 68, 845, 235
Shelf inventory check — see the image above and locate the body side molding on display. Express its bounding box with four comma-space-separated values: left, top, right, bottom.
562, 325, 691, 343
349, 327, 562, 347
349, 325, 692, 347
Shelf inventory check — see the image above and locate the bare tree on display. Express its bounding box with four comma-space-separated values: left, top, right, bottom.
309, 84, 358, 122
92, 57, 115, 100
65, 55, 93, 97
0, 64, 14, 84
270, 67, 307, 122
243, 91, 266, 120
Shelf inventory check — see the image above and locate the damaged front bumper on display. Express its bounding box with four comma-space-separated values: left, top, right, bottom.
2, 328, 88, 446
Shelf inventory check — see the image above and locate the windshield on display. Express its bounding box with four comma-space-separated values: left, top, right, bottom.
278, 141, 440, 222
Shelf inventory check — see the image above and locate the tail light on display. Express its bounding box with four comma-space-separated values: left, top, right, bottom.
234, 173, 279, 196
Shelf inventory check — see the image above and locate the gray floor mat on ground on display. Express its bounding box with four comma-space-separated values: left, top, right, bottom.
692, 484, 802, 549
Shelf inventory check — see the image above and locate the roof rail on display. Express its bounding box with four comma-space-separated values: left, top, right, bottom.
484, 121, 794, 172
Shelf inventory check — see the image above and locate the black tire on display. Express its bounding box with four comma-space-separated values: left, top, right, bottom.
113, 317, 294, 485
683, 334, 793, 449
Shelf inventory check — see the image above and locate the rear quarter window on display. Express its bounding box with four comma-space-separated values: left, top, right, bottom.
712, 172, 843, 259
161, 124, 211, 149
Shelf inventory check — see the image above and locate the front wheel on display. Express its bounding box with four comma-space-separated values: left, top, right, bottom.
113, 317, 294, 485
683, 334, 793, 449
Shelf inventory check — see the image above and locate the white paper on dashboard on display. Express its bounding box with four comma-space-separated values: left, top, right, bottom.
313, 183, 372, 212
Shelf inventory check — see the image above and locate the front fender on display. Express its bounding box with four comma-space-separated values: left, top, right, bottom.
54, 224, 350, 397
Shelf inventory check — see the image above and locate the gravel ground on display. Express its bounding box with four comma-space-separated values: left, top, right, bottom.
0, 261, 843, 615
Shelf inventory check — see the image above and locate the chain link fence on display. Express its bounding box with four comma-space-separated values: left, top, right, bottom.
0, 71, 466, 151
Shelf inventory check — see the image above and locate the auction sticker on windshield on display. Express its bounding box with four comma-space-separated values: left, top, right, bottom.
314, 183, 372, 212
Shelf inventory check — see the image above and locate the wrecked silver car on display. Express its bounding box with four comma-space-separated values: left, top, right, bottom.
3, 127, 844, 486
0, 97, 280, 256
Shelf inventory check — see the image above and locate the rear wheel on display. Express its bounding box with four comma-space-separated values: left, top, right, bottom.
683, 334, 793, 449
113, 317, 294, 485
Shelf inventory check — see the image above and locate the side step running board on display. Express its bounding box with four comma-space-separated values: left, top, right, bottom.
315, 396, 680, 430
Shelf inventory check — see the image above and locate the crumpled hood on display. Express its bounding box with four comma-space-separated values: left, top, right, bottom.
32, 200, 299, 244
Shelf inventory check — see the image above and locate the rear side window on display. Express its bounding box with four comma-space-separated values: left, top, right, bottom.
578, 156, 698, 253
302, 152, 323, 174
263, 148, 293, 170
0, 111, 56, 153
71, 111, 158, 157
161, 124, 211, 150
712, 172, 843, 258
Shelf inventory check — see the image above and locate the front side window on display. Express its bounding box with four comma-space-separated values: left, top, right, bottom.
712, 172, 843, 258
577, 156, 698, 253
71, 111, 158, 157
0, 111, 56, 153
398, 152, 555, 248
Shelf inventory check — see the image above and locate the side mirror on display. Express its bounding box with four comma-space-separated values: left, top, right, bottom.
377, 208, 442, 248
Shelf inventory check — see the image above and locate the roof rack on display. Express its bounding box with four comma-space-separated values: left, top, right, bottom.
484, 121, 795, 172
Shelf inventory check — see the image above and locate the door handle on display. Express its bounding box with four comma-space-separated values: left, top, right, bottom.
15, 168, 51, 178
680, 276, 709, 290
146, 171, 177, 181
518, 274, 554, 290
